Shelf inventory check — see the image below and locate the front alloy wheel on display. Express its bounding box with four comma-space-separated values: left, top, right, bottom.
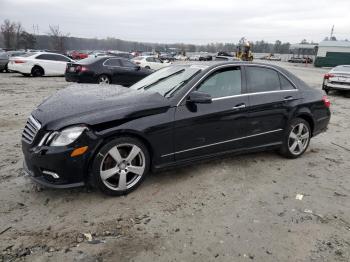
92, 137, 150, 195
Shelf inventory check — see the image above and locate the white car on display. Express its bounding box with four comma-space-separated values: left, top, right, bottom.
322, 65, 350, 94
132, 56, 171, 70
8, 52, 73, 77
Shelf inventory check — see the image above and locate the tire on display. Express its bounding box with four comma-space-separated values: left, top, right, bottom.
98, 74, 111, 84
31, 66, 44, 77
279, 118, 311, 159
91, 136, 150, 196
145, 66, 151, 69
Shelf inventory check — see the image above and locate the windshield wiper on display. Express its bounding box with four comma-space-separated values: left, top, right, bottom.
163, 79, 190, 98
137, 69, 185, 90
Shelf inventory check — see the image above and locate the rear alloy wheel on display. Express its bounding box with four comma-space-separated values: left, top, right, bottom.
31, 66, 44, 77
98, 75, 110, 84
280, 118, 311, 158
92, 137, 150, 196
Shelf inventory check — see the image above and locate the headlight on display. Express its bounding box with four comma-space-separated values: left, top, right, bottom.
50, 126, 87, 146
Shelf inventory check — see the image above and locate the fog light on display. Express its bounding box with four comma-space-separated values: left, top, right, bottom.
42, 170, 59, 179
71, 146, 88, 157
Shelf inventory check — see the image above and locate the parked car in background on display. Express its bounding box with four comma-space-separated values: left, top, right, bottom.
69, 51, 89, 60
174, 54, 189, 61
260, 54, 282, 61
65, 56, 152, 85
214, 56, 240, 61
109, 52, 134, 60
0, 51, 27, 72
199, 55, 213, 61
132, 56, 171, 70
8, 52, 73, 76
22, 62, 330, 195
159, 53, 176, 62
322, 65, 350, 94
288, 57, 313, 63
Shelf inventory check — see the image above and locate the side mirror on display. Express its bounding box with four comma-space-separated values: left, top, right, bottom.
187, 91, 212, 104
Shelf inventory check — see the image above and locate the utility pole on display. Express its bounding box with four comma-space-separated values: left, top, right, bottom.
330, 25, 334, 39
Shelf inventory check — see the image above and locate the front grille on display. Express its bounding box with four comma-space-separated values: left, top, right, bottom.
22, 116, 41, 144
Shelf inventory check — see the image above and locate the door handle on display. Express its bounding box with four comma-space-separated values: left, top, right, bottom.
284, 96, 294, 101
232, 103, 246, 110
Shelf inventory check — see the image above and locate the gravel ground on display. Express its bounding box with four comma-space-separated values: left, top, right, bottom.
0, 62, 350, 262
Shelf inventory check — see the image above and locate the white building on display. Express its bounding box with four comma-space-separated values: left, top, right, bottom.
315, 40, 350, 67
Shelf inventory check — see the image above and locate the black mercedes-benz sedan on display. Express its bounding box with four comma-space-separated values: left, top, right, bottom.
65, 56, 152, 86
22, 62, 331, 195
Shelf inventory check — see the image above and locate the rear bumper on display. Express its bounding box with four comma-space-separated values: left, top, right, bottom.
8, 62, 32, 74
324, 82, 350, 90
65, 72, 97, 83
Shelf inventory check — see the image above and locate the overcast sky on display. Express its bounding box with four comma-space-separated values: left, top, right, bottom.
0, 0, 349, 44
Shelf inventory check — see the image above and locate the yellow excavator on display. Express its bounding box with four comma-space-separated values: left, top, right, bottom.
236, 37, 254, 61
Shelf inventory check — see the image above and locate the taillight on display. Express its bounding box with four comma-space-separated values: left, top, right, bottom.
322, 95, 331, 108
75, 65, 88, 72
14, 60, 26, 64
324, 73, 334, 79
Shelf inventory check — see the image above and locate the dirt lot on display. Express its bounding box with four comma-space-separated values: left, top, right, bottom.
0, 62, 350, 262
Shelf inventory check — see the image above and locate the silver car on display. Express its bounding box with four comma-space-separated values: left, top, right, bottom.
323, 65, 350, 94
0, 51, 27, 72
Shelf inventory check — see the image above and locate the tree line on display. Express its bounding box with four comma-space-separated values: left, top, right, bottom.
1, 19, 297, 54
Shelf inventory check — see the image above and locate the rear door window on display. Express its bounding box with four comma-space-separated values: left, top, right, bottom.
197, 67, 242, 98
104, 58, 121, 67
120, 60, 136, 68
246, 66, 281, 93
279, 74, 295, 90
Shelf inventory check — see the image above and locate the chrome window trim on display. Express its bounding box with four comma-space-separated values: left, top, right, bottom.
211, 89, 298, 101
161, 129, 283, 157
103, 58, 136, 68
176, 63, 298, 106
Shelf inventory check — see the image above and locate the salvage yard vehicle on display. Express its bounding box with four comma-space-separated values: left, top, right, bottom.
0, 51, 27, 72
322, 65, 350, 94
8, 52, 73, 76
132, 56, 171, 70
65, 56, 152, 85
288, 56, 313, 63
22, 62, 331, 195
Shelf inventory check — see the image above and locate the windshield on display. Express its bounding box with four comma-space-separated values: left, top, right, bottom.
333, 65, 350, 72
130, 65, 202, 98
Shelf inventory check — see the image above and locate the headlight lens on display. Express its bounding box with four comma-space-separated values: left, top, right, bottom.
50, 126, 87, 146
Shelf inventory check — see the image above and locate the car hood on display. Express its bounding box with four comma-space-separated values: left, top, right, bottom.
32, 84, 171, 130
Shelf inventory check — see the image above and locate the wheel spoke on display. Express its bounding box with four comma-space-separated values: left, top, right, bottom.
118, 171, 127, 190
301, 132, 309, 140
297, 140, 304, 151
297, 124, 304, 135
109, 146, 122, 163
290, 141, 298, 152
289, 132, 298, 140
101, 167, 118, 181
126, 145, 141, 163
127, 165, 144, 176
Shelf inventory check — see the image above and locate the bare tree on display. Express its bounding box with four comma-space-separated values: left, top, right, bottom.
20, 31, 36, 49
14, 22, 24, 49
48, 25, 69, 52
1, 19, 16, 49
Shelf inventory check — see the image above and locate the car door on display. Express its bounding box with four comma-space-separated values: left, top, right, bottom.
173, 65, 249, 161
244, 65, 300, 147
118, 59, 143, 86
103, 58, 123, 84
35, 54, 53, 75
51, 54, 71, 75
